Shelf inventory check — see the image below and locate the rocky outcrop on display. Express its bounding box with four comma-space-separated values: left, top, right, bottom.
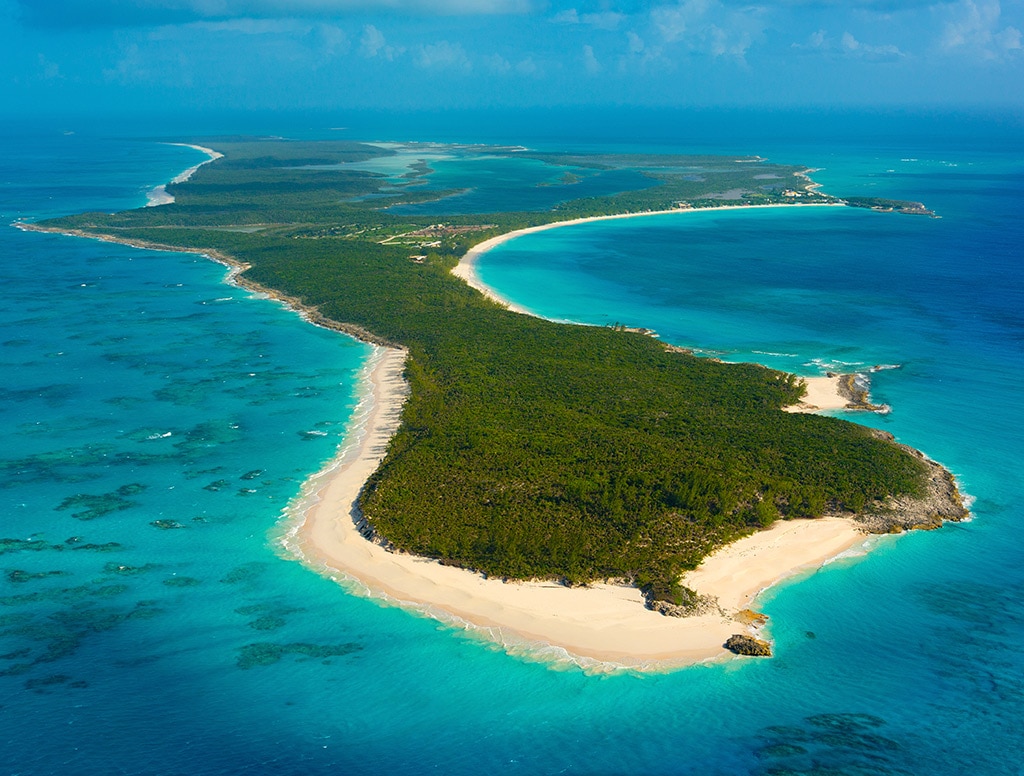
833, 372, 890, 412
734, 609, 769, 627
855, 431, 969, 533
646, 586, 722, 617
725, 634, 772, 656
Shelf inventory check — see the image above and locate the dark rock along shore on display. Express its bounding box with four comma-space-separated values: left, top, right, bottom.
857, 430, 968, 533
725, 634, 773, 656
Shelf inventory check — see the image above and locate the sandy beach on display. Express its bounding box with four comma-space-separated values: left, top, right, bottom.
287, 343, 871, 670
281, 201, 890, 670
453, 203, 841, 312
146, 144, 223, 207
24, 192, 868, 668
455, 206, 858, 417
24, 197, 858, 439
785, 375, 850, 413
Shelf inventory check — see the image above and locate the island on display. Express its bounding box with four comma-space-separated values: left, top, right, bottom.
842, 196, 938, 217
21, 138, 967, 668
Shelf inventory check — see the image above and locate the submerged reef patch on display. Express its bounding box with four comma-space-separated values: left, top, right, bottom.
236, 641, 363, 669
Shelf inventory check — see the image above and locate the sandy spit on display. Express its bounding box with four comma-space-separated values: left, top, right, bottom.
286, 202, 877, 671
285, 345, 870, 671
20, 171, 866, 670
146, 144, 223, 207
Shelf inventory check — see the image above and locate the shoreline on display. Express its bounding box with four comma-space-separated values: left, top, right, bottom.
786, 375, 851, 413
146, 144, 223, 207
452, 203, 842, 312
16, 217, 880, 670
281, 342, 873, 670
786, 373, 893, 414
13, 223, 396, 349
18, 170, 958, 670
454, 204, 887, 418
277, 202, 889, 671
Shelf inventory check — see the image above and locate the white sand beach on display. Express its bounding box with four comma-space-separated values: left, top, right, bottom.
284, 202, 888, 669
146, 144, 223, 207
785, 375, 851, 413
25, 196, 868, 668
452, 203, 841, 312
454, 206, 857, 417
288, 344, 870, 670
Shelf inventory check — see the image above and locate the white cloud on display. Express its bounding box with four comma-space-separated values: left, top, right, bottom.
582, 43, 601, 73
805, 29, 827, 49
841, 30, 903, 60
709, 24, 750, 58
415, 40, 471, 69
650, 0, 763, 59
311, 22, 349, 60
581, 11, 624, 30
516, 56, 538, 74
994, 25, 1022, 51
359, 23, 401, 59
183, 18, 298, 33
306, 0, 534, 11
360, 24, 385, 56
149, 16, 348, 64
552, 9, 623, 29
103, 43, 149, 83
18, 0, 538, 29
940, 0, 1022, 59
793, 28, 903, 61
627, 30, 645, 54
483, 53, 511, 72
651, 0, 710, 43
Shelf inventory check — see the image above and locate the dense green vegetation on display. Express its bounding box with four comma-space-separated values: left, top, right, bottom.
40, 139, 928, 603
843, 196, 936, 216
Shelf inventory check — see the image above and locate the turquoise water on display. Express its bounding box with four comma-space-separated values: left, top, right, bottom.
306, 141, 655, 214
2, 115, 1023, 774
383, 148, 655, 215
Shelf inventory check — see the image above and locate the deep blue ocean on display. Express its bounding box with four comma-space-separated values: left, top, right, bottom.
1, 110, 1022, 775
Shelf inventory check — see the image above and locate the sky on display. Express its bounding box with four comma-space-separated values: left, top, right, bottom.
2, 0, 1023, 116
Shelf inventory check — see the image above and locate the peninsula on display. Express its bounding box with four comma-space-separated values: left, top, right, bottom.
25, 138, 967, 667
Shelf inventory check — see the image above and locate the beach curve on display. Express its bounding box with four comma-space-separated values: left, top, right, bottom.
146, 144, 223, 207
22, 156, 894, 670
280, 202, 905, 671
283, 342, 871, 670
452, 203, 842, 313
